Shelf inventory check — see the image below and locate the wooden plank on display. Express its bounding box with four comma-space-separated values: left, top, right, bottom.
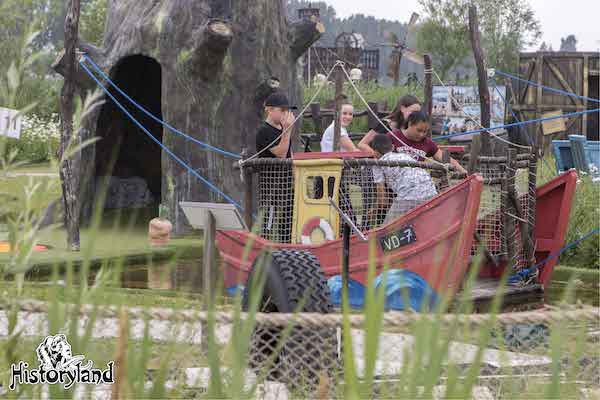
544, 57, 582, 106
541, 109, 566, 135
520, 59, 537, 105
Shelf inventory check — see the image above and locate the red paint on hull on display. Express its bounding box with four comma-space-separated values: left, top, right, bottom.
216, 175, 484, 297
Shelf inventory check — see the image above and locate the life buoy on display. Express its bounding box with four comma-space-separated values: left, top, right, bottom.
301, 217, 335, 244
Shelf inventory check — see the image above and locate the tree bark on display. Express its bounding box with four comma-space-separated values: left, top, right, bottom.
468, 5, 491, 155
59, 0, 81, 251
52, 1, 324, 234
290, 18, 325, 60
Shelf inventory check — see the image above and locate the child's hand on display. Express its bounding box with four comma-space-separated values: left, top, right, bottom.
281, 111, 295, 131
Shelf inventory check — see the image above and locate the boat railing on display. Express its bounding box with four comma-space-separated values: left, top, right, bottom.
240, 150, 537, 276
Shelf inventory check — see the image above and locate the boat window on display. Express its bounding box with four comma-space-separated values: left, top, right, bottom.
306, 176, 324, 199
327, 176, 336, 199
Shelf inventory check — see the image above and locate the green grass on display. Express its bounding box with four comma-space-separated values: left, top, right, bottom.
0, 282, 210, 309
0, 173, 61, 221
12, 162, 57, 174
0, 225, 203, 274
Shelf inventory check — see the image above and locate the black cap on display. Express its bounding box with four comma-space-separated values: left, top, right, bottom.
265, 92, 297, 110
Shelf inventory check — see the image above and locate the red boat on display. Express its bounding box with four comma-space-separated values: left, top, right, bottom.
212, 152, 577, 311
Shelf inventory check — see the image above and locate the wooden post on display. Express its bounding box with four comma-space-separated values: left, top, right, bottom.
467, 134, 482, 174
502, 148, 517, 268
59, 0, 81, 251
332, 64, 344, 151
367, 101, 379, 130
203, 211, 217, 306
527, 150, 537, 265
468, 5, 491, 155
423, 54, 433, 121
311, 102, 322, 136
439, 149, 450, 189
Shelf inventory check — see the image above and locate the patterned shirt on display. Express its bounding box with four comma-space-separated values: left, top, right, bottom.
372, 152, 437, 201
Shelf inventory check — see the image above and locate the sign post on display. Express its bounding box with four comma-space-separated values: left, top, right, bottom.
0, 107, 22, 138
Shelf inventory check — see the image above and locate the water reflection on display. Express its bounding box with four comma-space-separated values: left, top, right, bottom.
121, 259, 203, 292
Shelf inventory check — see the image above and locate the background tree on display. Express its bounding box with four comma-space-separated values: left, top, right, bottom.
417, 0, 542, 77
560, 34, 578, 52
80, 0, 107, 46
416, 0, 471, 81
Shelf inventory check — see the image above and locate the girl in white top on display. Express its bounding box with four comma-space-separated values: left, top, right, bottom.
320, 102, 359, 152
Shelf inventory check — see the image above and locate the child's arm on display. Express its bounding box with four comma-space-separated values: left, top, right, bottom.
340, 136, 359, 152
269, 130, 291, 158
357, 130, 377, 155
270, 112, 294, 158
432, 149, 467, 174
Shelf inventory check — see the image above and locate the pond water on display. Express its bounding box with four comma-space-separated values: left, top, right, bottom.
68, 260, 599, 307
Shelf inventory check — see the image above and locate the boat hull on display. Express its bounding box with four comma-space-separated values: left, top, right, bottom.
216, 175, 484, 308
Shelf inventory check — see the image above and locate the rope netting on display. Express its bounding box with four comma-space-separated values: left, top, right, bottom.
245, 154, 535, 276
1, 300, 598, 398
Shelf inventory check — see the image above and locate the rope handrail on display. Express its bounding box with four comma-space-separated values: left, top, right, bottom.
430, 69, 531, 150
508, 227, 600, 284
80, 55, 242, 160
2, 299, 597, 327
495, 69, 600, 104
338, 63, 448, 168
79, 61, 243, 211
433, 107, 600, 141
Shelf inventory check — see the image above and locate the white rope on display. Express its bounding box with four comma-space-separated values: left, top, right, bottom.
431, 69, 531, 150
241, 60, 341, 165
338, 63, 447, 168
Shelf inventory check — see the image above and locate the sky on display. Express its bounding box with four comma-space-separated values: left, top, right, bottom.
324, 0, 600, 52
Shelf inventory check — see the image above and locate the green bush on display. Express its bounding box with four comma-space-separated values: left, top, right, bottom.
560, 173, 600, 269
4, 113, 60, 163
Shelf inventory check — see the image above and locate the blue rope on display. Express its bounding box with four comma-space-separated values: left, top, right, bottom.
81, 55, 242, 160
492, 81, 556, 172
433, 107, 600, 141
493, 82, 521, 125
495, 70, 600, 104
508, 227, 600, 284
79, 61, 244, 211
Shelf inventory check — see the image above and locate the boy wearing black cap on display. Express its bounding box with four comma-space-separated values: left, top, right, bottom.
255, 92, 297, 158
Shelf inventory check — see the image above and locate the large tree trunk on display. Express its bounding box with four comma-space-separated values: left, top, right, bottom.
53, 0, 322, 234
58, 0, 81, 251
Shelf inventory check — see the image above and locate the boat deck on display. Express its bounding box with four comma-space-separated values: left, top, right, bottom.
466, 279, 544, 312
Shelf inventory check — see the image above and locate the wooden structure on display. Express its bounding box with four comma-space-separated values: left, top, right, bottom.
301, 47, 380, 83
514, 52, 600, 142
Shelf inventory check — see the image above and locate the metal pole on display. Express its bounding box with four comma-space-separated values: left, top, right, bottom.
342, 223, 350, 294
203, 210, 216, 308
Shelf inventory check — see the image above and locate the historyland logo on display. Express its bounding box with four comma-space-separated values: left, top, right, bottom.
9, 334, 114, 390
